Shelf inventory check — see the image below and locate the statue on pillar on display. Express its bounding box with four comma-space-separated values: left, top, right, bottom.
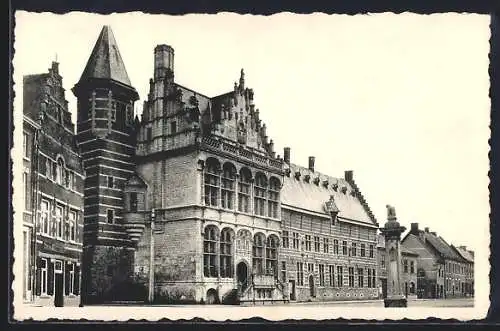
379, 204, 408, 307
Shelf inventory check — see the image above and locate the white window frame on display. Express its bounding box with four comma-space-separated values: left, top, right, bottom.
55, 205, 63, 239
40, 200, 50, 235
69, 211, 76, 242
40, 258, 48, 295
23, 132, 29, 159
68, 263, 75, 295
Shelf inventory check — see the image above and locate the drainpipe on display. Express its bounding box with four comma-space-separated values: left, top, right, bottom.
148, 208, 156, 303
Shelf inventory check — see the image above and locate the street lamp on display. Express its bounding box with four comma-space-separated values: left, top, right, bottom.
31, 109, 45, 302
148, 208, 155, 303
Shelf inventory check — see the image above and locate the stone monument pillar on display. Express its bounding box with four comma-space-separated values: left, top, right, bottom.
379, 205, 408, 307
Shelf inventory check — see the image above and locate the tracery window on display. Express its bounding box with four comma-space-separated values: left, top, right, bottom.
253, 233, 265, 275
204, 159, 220, 207
221, 163, 236, 210
220, 228, 233, 278
238, 168, 252, 213
265, 235, 278, 276
267, 177, 280, 218
203, 225, 218, 277
254, 173, 267, 216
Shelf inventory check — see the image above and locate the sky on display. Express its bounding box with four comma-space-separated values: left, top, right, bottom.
13, 11, 490, 251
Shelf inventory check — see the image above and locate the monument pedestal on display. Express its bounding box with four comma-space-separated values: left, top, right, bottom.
384, 295, 407, 307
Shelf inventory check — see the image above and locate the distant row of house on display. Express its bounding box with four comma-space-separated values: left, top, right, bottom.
377, 223, 474, 299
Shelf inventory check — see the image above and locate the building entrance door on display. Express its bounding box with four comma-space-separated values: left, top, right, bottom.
236, 262, 248, 291
54, 260, 64, 307
381, 279, 388, 299
309, 275, 315, 298
289, 280, 296, 301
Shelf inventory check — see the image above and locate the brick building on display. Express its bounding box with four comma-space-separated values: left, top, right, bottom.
66, 25, 385, 305
376, 234, 418, 300
451, 245, 474, 297
23, 61, 85, 306
402, 223, 470, 299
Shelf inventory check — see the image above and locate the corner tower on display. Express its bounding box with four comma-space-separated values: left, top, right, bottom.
73, 26, 139, 304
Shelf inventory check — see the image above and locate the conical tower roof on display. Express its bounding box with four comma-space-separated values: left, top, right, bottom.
78, 25, 133, 87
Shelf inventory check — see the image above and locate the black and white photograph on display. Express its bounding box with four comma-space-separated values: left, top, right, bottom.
11, 11, 490, 321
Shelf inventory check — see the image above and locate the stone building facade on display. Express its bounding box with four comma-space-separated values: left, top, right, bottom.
41, 25, 384, 305
377, 234, 418, 300
452, 245, 474, 297
23, 62, 85, 306
402, 223, 470, 299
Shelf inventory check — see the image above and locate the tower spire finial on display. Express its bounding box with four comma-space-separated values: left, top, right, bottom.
239, 68, 245, 90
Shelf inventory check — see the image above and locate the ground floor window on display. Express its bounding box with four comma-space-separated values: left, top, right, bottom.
319, 264, 325, 286
329, 265, 335, 287
348, 267, 354, 287
337, 266, 343, 287
357, 268, 364, 288
297, 262, 304, 286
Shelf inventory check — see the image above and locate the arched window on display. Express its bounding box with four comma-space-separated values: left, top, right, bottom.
266, 235, 279, 276
221, 163, 236, 210
253, 233, 265, 275
203, 225, 219, 277
220, 228, 233, 278
268, 177, 280, 218
238, 168, 252, 213
254, 173, 267, 216
204, 159, 220, 207
56, 158, 65, 185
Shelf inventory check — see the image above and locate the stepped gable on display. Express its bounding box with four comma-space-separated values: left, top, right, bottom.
281, 163, 376, 226
78, 25, 133, 87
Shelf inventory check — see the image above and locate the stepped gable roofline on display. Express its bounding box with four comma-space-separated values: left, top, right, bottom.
76, 25, 136, 91
281, 163, 377, 227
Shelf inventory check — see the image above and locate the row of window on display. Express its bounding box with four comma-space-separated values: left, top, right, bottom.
445, 261, 472, 276
403, 259, 416, 274
39, 200, 78, 242
203, 226, 279, 278
296, 263, 377, 288
282, 231, 375, 258
35, 258, 80, 297
44, 157, 77, 191
204, 159, 280, 219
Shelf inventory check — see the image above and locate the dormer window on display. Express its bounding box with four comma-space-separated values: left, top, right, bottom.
294, 171, 301, 180
285, 169, 291, 177
332, 184, 338, 191
322, 180, 329, 188
350, 190, 356, 197
313, 177, 320, 185
304, 175, 310, 183
341, 186, 347, 194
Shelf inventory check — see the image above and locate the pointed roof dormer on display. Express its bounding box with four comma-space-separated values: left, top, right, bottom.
78, 25, 133, 87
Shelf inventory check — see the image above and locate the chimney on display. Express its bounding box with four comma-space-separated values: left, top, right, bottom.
154, 44, 175, 81
308, 156, 315, 172
344, 170, 353, 181
424, 227, 429, 233
411, 223, 419, 233
283, 147, 291, 164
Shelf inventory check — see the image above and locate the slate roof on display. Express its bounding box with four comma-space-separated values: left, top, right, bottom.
281, 163, 376, 227
423, 232, 464, 261
78, 26, 133, 87
453, 246, 474, 263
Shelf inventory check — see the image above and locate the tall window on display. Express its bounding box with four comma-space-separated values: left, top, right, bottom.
351, 243, 357, 257
314, 236, 320, 252
281, 261, 287, 282
55, 205, 63, 239
369, 245, 374, 258
282, 231, 289, 248
23, 132, 29, 158
107, 176, 114, 188
329, 265, 335, 286
40, 258, 48, 295
45, 159, 53, 180
360, 243, 366, 257
297, 262, 304, 286
319, 264, 325, 286
69, 211, 76, 242
266, 235, 278, 276
337, 266, 343, 287
220, 228, 233, 278
254, 173, 267, 216
23, 171, 29, 210
267, 177, 280, 218
305, 235, 312, 251
292, 232, 299, 250
41, 200, 49, 234
204, 159, 220, 207
68, 171, 74, 190
130, 192, 138, 212
410, 261, 415, 274
56, 158, 65, 185
367, 269, 372, 287
403, 259, 408, 273
221, 163, 236, 210
372, 269, 376, 288
342, 241, 347, 255
203, 226, 218, 277
238, 168, 251, 213
348, 267, 354, 287
357, 268, 364, 287
381, 254, 386, 269
68, 263, 75, 294
334, 239, 339, 254
170, 121, 177, 134
253, 233, 265, 275
106, 209, 114, 224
